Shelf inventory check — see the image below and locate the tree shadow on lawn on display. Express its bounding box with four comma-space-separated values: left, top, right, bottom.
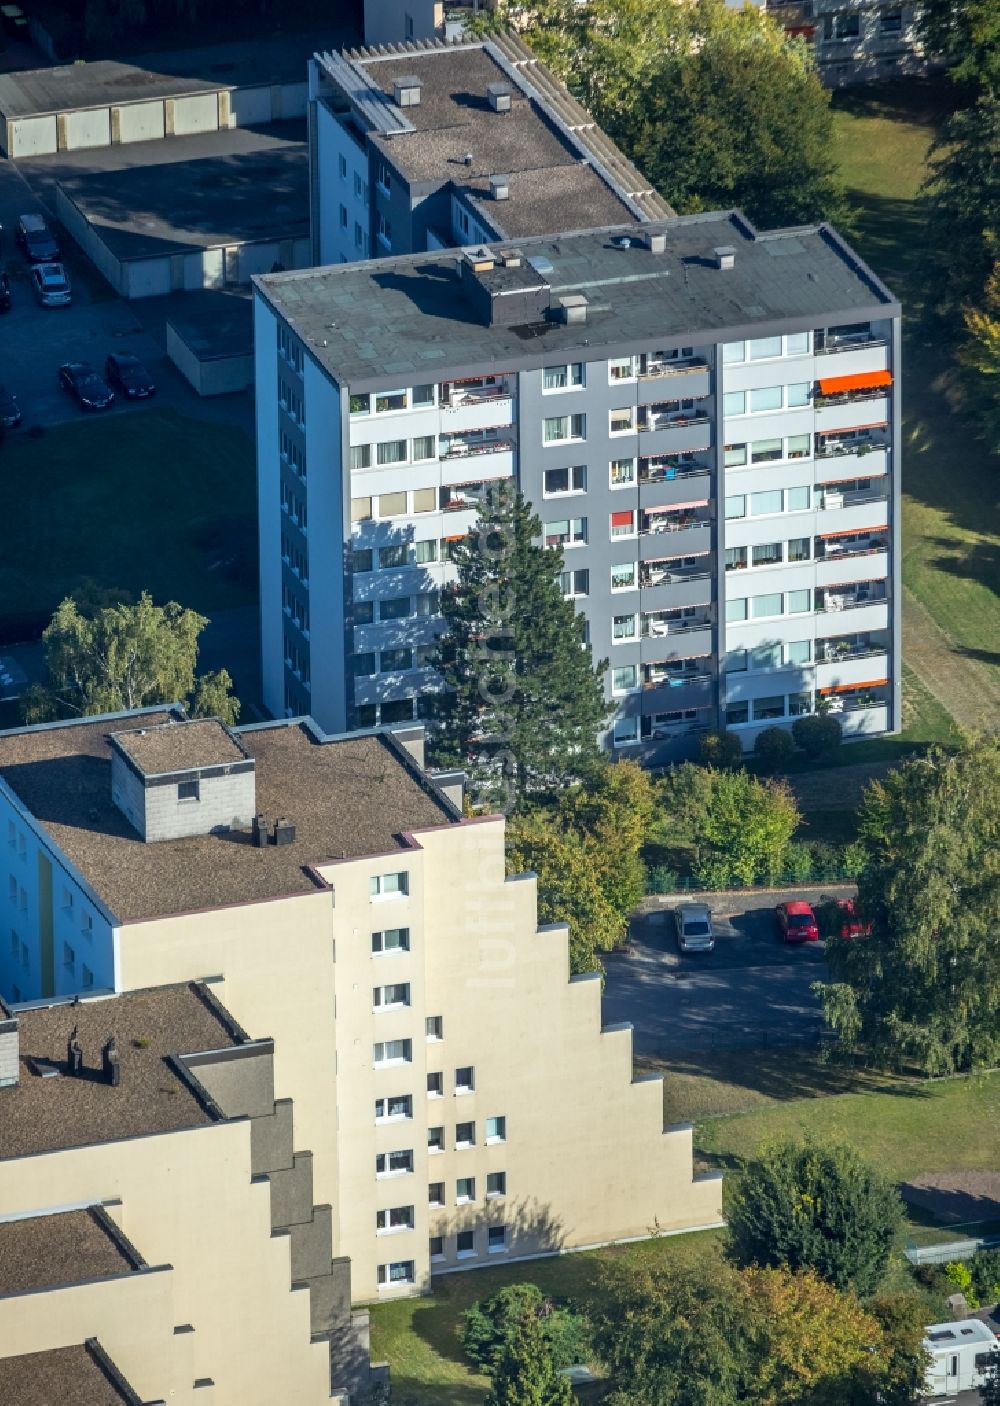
927, 538, 1000, 602
832, 76, 962, 127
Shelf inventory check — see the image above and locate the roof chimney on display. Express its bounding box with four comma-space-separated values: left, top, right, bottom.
713, 245, 736, 270
0, 1001, 18, 1089
487, 81, 512, 112
647, 232, 667, 254
490, 174, 510, 202
555, 293, 588, 326
393, 74, 423, 107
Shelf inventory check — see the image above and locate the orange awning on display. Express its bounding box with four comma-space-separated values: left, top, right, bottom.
818, 421, 888, 436
819, 678, 889, 696
818, 473, 885, 486
818, 370, 892, 395
646, 499, 709, 514
819, 525, 889, 539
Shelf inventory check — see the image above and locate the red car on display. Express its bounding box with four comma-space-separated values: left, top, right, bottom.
835, 898, 871, 940
776, 900, 820, 944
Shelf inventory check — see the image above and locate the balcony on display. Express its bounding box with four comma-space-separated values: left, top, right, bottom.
815, 548, 889, 590
440, 479, 510, 514
816, 599, 889, 637
638, 402, 712, 455
816, 649, 890, 692
439, 378, 514, 433
639, 358, 711, 401
814, 336, 890, 380
814, 393, 889, 436
641, 623, 713, 665
639, 506, 712, 559
817, 681, 891, 718
642, 672, 714, 712
816, 582, 888, 616
439, 435, 514, 483
639, 561, 714, 613
841, 704, 890, 737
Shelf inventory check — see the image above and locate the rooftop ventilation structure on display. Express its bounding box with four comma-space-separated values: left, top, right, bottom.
647, 232, 667, 254
713, 245, 736, 270
490, 174, 510, 202
487, 81, 512, 113
555, 294, 588, 326
393, 74, 423, 108
612, 235, 634, 250
459, 247, 550, 327
462, 152, 474, 167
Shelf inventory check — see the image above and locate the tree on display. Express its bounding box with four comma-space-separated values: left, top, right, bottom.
924, 100, 1000, 318
917, 0, 1000, 96
656, 764, 800, 888
863, 1294, 931, 1406
699, 729, 744, 769
23, 591, 239, 726
792, 712, 843, 761
558, 757, 656, 920
506, 815, 622, 974
484, 1298, 575, 1406
816, 735, 1000, 1073
463, 1283, 589, 1373
726, 1138, 903, 1297
429, 481, 609, 810
753, 726, 795, 772
960, 260, 1000, 446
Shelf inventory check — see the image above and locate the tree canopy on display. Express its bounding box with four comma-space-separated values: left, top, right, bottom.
657, 763, 800, 888
816, 734, 1000, 1073
23, 591, 239, 726
463, 1283, 589, 1374
483, 1293, 575, 1406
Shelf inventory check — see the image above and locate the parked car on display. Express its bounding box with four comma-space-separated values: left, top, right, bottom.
776, 900, 820, 944
673, 902, 716, 953
31, 262, 72, 307
0, 386, 22, 428
58, 362, 114, 411
834, 897, 871, 940
0, 271, 11, 312
104, 352, 156, 399
16, 213, 60, 262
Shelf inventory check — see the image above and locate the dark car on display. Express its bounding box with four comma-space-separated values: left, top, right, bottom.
0, 271, 10, 312
59, 362, 114, 411
776, 900, 820, 944
0, 386, 22, 428
104, 352, 156, 399
16, 213, 60, 263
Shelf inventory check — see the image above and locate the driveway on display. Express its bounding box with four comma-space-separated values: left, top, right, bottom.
601, 890, 842, 1057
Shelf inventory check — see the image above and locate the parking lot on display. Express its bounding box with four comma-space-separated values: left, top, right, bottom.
601, 889, 843, 1057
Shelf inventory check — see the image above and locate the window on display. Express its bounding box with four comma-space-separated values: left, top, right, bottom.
751, 642, 782, 671
610, 457, 636, 487
786, 639, 812, 665
353, 552, 374, 578
377, 1261, 414, 1288
749, 336, 783, 360
376, 1205, 414, 1233
371, 871, 409, 898
724, 494, 746, 520
789, 690, 813, 716
456, 1177, 476, 1204
350, 393, 370, 417
379, 597, 411, 623
456, 1121, 476, 1148
354, 221, 363, 249
350, 442, 372, 472
610, 510, 635, 538
611, 562, 636, 592
725, 546, 747, 571
353, 652, 376, 677
752, 593, 783, 619
379, 491, 408, 519
559, 568, 589, 598
377, 439, 407, 466
457, 1230, 476, 1257
726, 648, 748, 673
63, 941, 75, 972
543, 363, 583, 390
380, 646, 413, 673
834, 12, 860, 37
751, 439, 784, 465
379, 545, 408, 569
377, 213, 392, 247
376, 161, 392, 193
376, 390, 407, 415
543, 414, 585, 443
428, 1126, 445, 1153
724, 443, 748, 467
412, 435, 436, 462
752, 543, 783, 568
726, 701, 750, 725
726, 598, 748, 623
416, 590, 440, 616
374, 1039, 412, 1065
375, 1094, 413, 1121
544, 465, 586, 495
486, 1116, 506, 1143
339, 154, 347, 179
455, 1065, 475, 1094
544, 518, 586, 547
786, 332, 810, 356
487, 1171, 507, 1198
753, 696, 785, 721
610, 407, 635, 435
723, 391, 746, 416
376, 1149, 414, 1177
613, 717, 640, 747
82, 965, 93, 989
370, 931, 408, 961
751, 489, 784, 517
787, 485, 811, 512
613, 614, 637, 641
178, 779, 199, 802
414, 537, 438, 562
787, 537, 810, 563
429, 1183, 445, 1207
8, 875, 16, 904
609, 357, 635, 381
723, 341, 745, 363
612, 665, 637, 693
787, 589, 812, 614
426, 1016, 443, 1041
750, 385, 783, 413
429, 1235, 444, 1261
339, 203, 348, 229
488, 1226, 508, 1253
374, 983, 411, 1009
412, 383, 436, 406
786, 381, 811, 408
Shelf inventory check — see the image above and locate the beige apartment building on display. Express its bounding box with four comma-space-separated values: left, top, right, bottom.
0, 708, 721, 1392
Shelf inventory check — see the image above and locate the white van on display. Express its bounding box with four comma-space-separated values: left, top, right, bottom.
923, 1318, 999, 1396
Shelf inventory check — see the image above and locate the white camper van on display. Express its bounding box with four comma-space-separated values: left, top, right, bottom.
923, 1318, 999, 1396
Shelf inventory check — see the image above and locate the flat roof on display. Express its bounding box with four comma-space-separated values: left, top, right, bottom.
0, 983, 237, 1160
0, 712, 454, 923
0, 29, 350, 119
54, 123, 308, 260
460, 163, 637, 239
0, 1345, 137, 1406
0, 1208, 138, 1296
255, 211, 898, 387
165, 288, 253, 362
113, 718, 246, 776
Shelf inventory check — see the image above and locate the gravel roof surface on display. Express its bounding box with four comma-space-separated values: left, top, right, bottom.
0, 1208, 137, 1295
0, 983, 237, 1160
0, 1345, 136, 1405
0, 715, 453, 921
113, 718, 246, 775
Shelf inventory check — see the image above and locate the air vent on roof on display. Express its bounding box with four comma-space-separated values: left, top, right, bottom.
500, 248, 522, 267
490, 174, 510, 202
556, 294, 588, 326
464, 245, 496, 273
647, 232, 667, 254
487, 81, 512, 113
611, 235, 634, 250
462, 152, 474, 167
393, 74, 423, 108
713, 245, 736, 270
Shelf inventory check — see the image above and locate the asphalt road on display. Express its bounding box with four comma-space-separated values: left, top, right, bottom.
601, 889, 842, 1056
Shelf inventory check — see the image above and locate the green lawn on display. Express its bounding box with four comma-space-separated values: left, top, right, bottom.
0, 409, 257, 634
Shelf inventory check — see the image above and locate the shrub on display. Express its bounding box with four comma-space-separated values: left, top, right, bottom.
792, 712, 843, 761
783, 842, 814, 883
646, 864, 679, 895
753, 726, 795, 772
699, 729, 744, 769
462, 1284, 589, 1372
970, 1248, 1000, 1304
944, 1260, 980, 1309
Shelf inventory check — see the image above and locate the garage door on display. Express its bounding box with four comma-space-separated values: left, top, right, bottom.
11, 115, 57, 157
64, 107, 111, 150
229, 85, 272, 126
118, 101, 166, 143
172, 93, 218, 136
278, 82, 307, 119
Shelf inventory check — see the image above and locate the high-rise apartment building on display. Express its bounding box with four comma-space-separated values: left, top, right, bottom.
0, 708, 721, 1345
254, 213, 901, 761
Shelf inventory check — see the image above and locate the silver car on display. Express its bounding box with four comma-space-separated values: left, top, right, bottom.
31, 261, 72, 307
673, 902, 715, 953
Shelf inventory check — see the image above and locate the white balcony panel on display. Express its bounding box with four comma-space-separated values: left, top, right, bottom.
724, 460, 817, 495
724, 513, 820, 550
815, 396, 889, 434
724, 562, 817, 599
721, 355, 815, 393
815, 448, 889, 481
841, 705, 890, 737
814, 499, 890, 536
351, 465, 442, 498
815, 601, 889, 636
815, 343, 890, 378
349, 407, 442, 445
439, 395, 514, 433
815, 550, 889, 589
440, 449, 514, 485
816, 652, 890, 692
723, 408, 815, 440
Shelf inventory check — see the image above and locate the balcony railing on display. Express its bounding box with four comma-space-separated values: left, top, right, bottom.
642, 618, 712, 638
815, 438, 888, 461
821, 689, 889, 715
816, 644, 888, 666
440, 437, 514, 461
645, 671, 712, 689
818, 489, 889, 510
639, 464, 710, 486
640, 358, 709, 380
817, 537, 889, 563
640, 411, 711, 432
816, 591, 888, 614
640, 564, 712, 588
814, 389, 890, 410
640, 514, 710, 537
815, 334, 888, 356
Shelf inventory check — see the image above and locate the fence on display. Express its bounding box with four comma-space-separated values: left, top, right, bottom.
646, 867, 857, 895
905, 1229, 1000, 1266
